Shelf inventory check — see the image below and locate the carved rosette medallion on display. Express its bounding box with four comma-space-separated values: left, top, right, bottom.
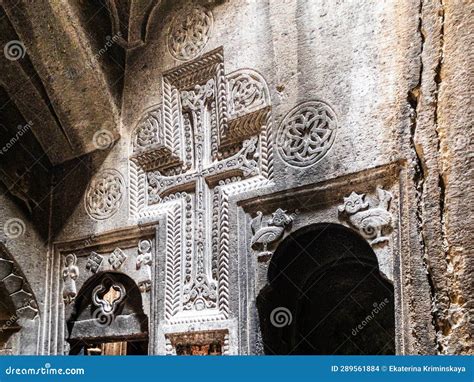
85, 169, 125, 220
277, 101, 337, 168
167, 5, 213, 61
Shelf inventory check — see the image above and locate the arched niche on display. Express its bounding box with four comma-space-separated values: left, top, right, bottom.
67, 272, 148, 355
257, 223, 395, 355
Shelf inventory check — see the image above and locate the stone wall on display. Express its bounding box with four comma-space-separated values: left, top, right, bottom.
0, 0, 470, 355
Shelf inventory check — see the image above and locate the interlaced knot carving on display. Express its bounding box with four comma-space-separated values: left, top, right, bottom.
277, 101, 337, 167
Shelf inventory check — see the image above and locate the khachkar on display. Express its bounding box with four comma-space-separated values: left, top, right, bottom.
130, 47, 273, 325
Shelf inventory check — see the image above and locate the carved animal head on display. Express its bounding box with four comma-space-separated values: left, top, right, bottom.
269, 208, 293, 227
338, 192, 369, 215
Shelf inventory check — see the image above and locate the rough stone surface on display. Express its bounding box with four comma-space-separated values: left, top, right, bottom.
0, 0, 471, 355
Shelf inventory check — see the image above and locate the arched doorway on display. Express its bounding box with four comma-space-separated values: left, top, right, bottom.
67, 272, 149, 355
257, 223, 395, 355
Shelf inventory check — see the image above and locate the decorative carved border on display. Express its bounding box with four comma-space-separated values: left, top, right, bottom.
237, 161, 406, 354
48, 224, 157, 354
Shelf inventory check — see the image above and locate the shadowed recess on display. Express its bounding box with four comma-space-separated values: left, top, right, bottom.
257, 223, 395, 355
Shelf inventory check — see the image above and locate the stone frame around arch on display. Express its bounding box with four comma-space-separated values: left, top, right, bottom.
66, 271, 149, 355
235, 162, 419, 355
45, 224, 158, 355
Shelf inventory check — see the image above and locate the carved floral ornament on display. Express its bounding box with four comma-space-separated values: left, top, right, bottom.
167, 5, 213, 61
277, 100, 338, 168
338, 187, 394, 245
85, 169, 125, 220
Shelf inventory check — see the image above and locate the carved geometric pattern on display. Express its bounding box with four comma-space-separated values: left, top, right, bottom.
129, 161, 146, 218
277, 100, 338, 168
85, 169, 125, 220
131, 106, 162, 152
86, 252, 104, 273
260, 110, 274, 180
227, 70, 270, 118
108, 248, 127, 270
215, 185, 230, 317
165, 203, 182, 319
165, 330, 230, 355
167, 5, 213, 61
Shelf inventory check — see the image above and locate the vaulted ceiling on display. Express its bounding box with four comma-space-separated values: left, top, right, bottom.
0, 0, 166, 221
0, 0, 223, 234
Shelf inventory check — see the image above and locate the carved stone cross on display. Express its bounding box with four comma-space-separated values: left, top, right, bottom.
148, 80, 259, 313
130, 47, 273, 320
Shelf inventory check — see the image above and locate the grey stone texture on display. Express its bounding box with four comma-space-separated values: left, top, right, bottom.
0, 0, 471, 355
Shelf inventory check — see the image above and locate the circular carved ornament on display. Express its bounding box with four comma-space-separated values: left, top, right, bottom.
167, 5, 213, 61
276, 101, 338, 168
85, 169, 125, 220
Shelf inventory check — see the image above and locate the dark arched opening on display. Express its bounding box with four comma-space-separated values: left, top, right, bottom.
68, 272, 148, 355
257, 223, 395, 355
